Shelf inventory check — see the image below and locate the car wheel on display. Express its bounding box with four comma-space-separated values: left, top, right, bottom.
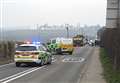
47, 59, 52, 65
47, 61, 51, 65
16, 62, 21, 67
56, 48, 62, 54
69, 51, 73, 55
38, 60, 44, 66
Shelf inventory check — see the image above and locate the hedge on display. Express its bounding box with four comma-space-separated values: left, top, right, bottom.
0, 41, 15, 60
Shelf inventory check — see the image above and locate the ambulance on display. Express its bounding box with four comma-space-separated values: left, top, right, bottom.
48, 38, 74, 55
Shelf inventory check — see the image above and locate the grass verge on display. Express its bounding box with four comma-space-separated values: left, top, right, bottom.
100, 48, 120, 83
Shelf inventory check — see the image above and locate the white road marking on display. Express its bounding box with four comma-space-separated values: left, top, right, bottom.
0, 63, 14, 68
0, 67, 35, 82
52, 59, 57, 62
62, 57, 85, 62
51, 56, 57, 62
1, 66, 45, 83
77, 74, 82, 83
60, 55, 66, 60
52, 57, 54, 60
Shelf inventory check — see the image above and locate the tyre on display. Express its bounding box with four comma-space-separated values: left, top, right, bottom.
47, 59, 52, 65
16, 62, 21, 67
31, 63, 37, 67
38, 60, 44, 66
69, 51, 73, 55
56, 48, 62, 54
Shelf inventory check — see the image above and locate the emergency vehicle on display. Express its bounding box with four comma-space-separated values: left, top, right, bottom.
14, 44, 52, 67
47, 38, 74, 55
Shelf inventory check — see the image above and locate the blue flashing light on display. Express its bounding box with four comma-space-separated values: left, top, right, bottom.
30, 36, 43, 45
32, 42, 41, 45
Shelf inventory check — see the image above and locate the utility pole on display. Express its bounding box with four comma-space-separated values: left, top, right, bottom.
77, 23, 81, 35
0, 0, 3, 41
36, 24, 40, 41
65, 24, 69, 38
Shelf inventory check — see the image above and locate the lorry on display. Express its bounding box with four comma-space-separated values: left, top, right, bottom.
73, 35, 84, 47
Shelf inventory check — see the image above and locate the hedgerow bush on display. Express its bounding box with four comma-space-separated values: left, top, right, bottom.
0, 41, 15, 60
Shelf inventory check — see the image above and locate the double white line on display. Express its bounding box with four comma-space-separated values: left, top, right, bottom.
0, 57, 57, 83
0, 66, 45, 83
0, 59, 57, 83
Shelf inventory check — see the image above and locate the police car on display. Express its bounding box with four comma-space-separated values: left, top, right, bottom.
14, 44, 52, 67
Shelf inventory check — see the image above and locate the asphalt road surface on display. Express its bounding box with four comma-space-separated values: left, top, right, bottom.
0, 46, 95, 83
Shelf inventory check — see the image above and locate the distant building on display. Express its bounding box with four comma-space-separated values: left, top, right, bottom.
106, 0, 120, 28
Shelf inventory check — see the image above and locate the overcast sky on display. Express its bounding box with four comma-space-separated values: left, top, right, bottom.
0, 0, 107, 28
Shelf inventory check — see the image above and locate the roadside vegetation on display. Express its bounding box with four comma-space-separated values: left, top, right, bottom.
100, 48, 120, 83
0, 41, 15, 65
98, 27, 120, 83
100, 28, 120, 70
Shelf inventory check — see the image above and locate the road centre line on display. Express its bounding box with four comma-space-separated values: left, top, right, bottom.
0, 58, 55, 82
1, 66, 45, 83
0, 67, 36, 82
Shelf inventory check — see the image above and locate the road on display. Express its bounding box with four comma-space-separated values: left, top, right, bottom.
0, 46, 95, 83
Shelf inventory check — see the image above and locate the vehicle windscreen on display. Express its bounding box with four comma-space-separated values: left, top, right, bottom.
16, 46, 37, 51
